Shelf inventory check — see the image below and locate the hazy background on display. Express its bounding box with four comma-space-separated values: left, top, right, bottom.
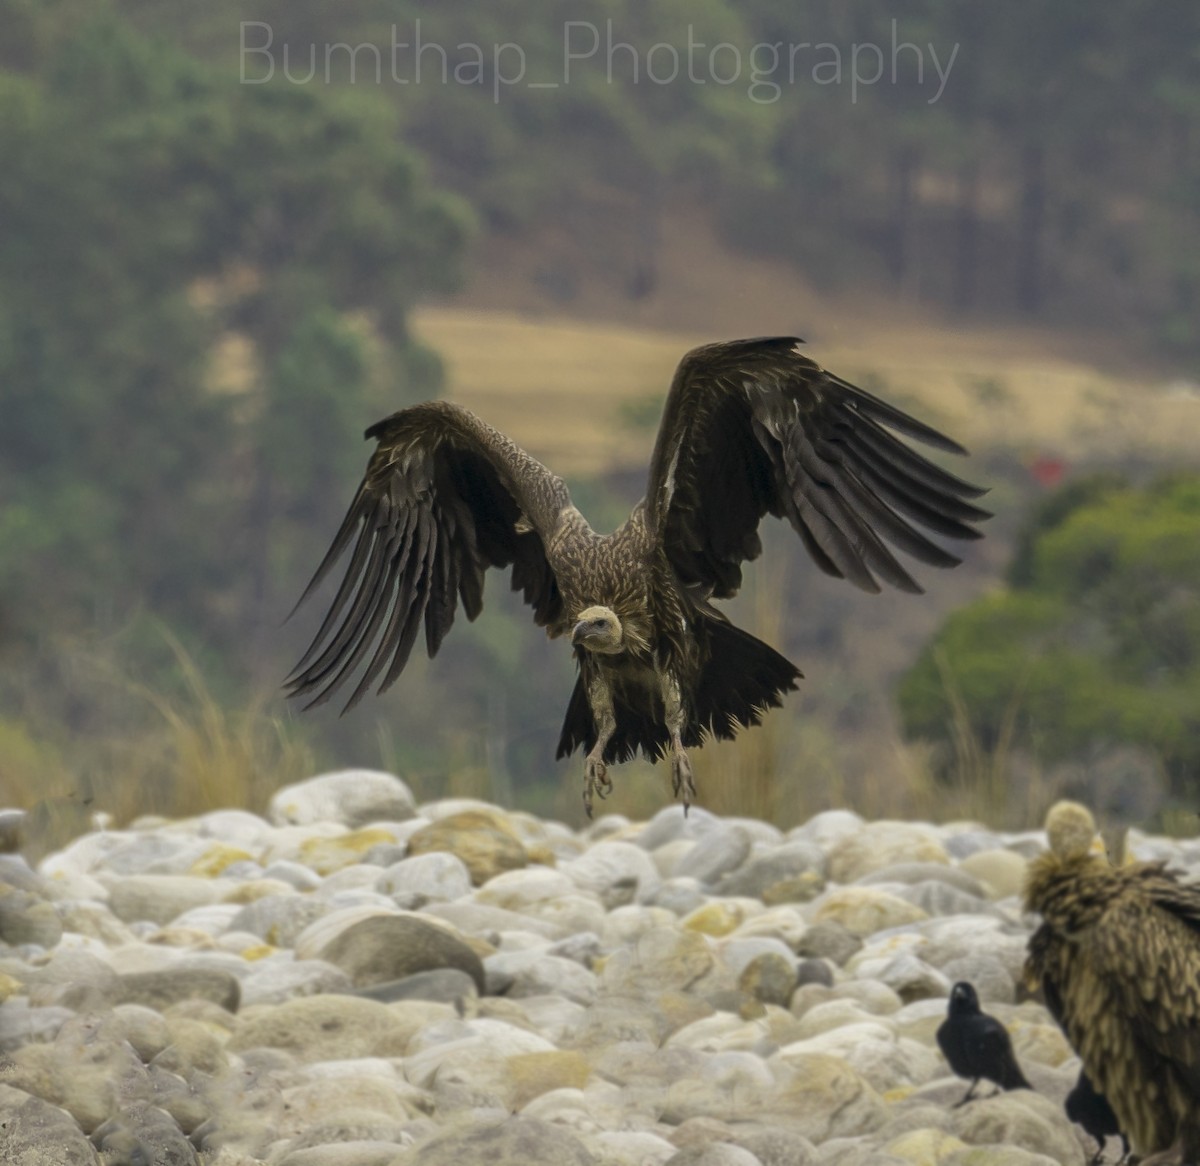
2, 0, 1199, 832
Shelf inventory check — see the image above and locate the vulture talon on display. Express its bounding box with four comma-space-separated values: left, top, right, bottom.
670, 748, 695, 809
583, 755, 609, 819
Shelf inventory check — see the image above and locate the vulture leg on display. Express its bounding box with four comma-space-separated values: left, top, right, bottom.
583, 674, 616, 818
661, 673, 696, 811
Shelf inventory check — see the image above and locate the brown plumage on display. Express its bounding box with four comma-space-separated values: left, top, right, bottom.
287, 336, 988, 813
1024, 801, 1200, 1163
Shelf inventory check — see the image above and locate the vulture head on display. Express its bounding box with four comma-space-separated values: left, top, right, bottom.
1045, 800, 1100, 862
572, 606, 625, 655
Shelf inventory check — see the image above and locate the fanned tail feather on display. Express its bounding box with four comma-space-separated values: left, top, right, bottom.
556, 619, 800, 764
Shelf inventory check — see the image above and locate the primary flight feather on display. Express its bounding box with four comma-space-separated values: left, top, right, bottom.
287, 336, 989, 814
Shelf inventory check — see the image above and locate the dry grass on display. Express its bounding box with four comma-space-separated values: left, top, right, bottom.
412, 305, 1198, 478
110, 633, 315, 825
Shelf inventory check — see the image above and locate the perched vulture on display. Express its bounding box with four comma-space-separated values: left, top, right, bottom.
936, 980, 1031, 1105
287, 337, 988, 813
1024, 800, 1200, 1163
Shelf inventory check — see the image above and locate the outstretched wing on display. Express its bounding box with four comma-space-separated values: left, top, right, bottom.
287, 402, 571, 711
645, 336, 989, 598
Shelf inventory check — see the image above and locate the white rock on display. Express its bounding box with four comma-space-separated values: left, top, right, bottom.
377, 852, 473, 905
473, 867, 576, 910
730, 904, 808, 948
562, 842, 661, 904
665, 1012, 769, 1053
788, 809, 865, 850
402, 1019, 556, 1089
600, 904, 678, 948
812, 887, 929, 937
484, 950, 598, 1005
169, 903, 242, 936
649, 838, 698, 878
672, 824, 752, 884
716, 936, 796, 978
589, 1130, 678, 1165
294, 905, 398, 961
239, 958, 352, 1007
196, 809, 274, 849
270, 769, 416, 828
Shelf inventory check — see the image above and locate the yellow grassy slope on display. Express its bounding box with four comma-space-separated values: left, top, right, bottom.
411, 308, 1197, 478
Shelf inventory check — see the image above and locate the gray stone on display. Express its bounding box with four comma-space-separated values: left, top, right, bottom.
795, 921, 861, 966
108, 1004, 172, 1062
895, 880, 999, 919
115, 966, 241, 1012
857, 863, 988, 896
485, 950, 598, 1005
636, 805, 722, 850
873, 954, 952, 1004
196, 808, 273, 848
376, 852, 473, 906
562, 842, 661, 906
230, 892, 330, 947
276, 1143, 414, 1166
715, 842, 825, 899
228, 995, 414, 1061
0, 810, 24, 854
261, 859, 324, 891
53, 899, 135, 946
787, 810, 864, 851
270, 769, 417, 828
644, 878, 709, 916
240, 959, 354, 1008
396, 1115, 596, 1166
949, 1090, 1085, 1164
314, 913, 485, 992
738, 952, 798, 1007
22, 947, 120, 1007
1, 1093, 100, 1164
0, 1000, 73, 1053
0, 855, 49, 894
547, 931, 603, 967
939, 956, 1016, 1005
405, 812, 528, 886
794, 959, 835, 989
0, 888, 62, 948
91, 1101, 198, 1166
674, 825, 754, 885
827, 823, 950, 883
942, 829, 1006, 859
664, 1145, 764, 1165
353, 967, 479, 1004
360, 842, 409, 868
107, 874, 219, 926
730, 1127, 817, 1166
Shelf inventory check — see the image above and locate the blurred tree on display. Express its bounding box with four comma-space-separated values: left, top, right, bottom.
899, 475, 1200, 798
0, 2, 469, 730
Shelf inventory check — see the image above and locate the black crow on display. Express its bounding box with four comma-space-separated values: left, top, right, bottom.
1066, 1069, 1129, 1165
937, 980, 1031, 1105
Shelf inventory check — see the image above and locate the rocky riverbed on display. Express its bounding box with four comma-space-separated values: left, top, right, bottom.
2, 770, 1191, 1166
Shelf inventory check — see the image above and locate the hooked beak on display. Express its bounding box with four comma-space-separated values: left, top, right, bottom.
571, 620, 590, 646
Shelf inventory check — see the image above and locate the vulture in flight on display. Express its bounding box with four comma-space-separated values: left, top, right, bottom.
1025, 800, 1200, 1163
287, 337, 988, 814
